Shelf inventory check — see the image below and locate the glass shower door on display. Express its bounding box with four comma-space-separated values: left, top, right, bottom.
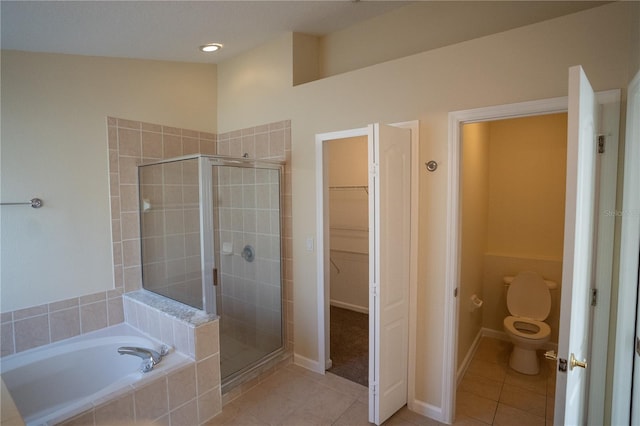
139, 158, 206, 310
211, 161, 283, 381
139, 154, 284, 384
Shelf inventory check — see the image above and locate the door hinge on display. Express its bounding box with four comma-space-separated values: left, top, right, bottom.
598, 135, 605, 154
371, 283, 378, 296
454, 288, 458, 297
370, 163, 379, 178
591, 288, 598, 306
371, 382, 378, 396
636, 336, 640, 357
213, 268, 218, 286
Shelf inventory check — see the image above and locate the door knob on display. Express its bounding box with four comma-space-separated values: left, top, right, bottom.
570, 353, 587, 370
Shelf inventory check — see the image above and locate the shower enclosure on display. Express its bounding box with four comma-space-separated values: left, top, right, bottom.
138, 154, 284, 387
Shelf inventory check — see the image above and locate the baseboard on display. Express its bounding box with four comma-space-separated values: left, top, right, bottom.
293, 353, 325, 374
456, 329, 483, 385
330, 299, 369, 314
408, 398, 446, 424
481, 327, 510, 341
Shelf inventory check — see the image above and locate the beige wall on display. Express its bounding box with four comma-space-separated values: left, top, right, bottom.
217, 2, 634, 410
630, 1, 640, 79
328, 137, 368, 187
487, 114, 567, 259
217, 34, 292, 132
0, 51, 217, 311
458, 123, 490, 369
318, 2, 606, 78
328, 136, 368, 312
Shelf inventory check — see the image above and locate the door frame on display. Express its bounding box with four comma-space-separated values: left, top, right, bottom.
444, 92, 620, 423
611, 69, 640, 425
314, 120, 419, 392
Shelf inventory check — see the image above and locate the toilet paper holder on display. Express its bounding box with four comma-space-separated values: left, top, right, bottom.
470, 294, 483, 312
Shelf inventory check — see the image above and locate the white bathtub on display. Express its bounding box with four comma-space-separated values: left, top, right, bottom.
1, 323, 189, 425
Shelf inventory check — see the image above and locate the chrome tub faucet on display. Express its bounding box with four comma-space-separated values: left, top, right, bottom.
118, 345, 170, 373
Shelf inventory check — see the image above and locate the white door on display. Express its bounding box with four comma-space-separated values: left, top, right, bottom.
627, 70, 640, 426
633, 264, 640, 425
555, 65, 598, 425
610, 69, 640, 425
368, 123, 411, 425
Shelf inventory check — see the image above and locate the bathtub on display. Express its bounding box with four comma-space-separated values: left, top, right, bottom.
1, 323, 189, 425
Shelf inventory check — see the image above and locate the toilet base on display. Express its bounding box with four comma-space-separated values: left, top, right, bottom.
509, 346, 540, 375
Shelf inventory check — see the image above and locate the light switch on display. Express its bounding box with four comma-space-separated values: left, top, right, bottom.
305, 237, 314, 252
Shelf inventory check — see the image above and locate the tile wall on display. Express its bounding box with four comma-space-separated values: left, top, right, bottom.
216, 165, 283, 362
1, 117, 293, 361
0, 290, 124, 357
139, 158, 203, 308
216, 121, 293, 352
107, 116, 293, 352
107, 117, 216, 294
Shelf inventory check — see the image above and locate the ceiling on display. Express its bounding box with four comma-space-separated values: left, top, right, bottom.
1, 1, 608, 65
1, 1, 411, 64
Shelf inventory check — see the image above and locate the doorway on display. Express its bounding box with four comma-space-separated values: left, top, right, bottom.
456, 113, 567, 425
326, 135, 370, 386
444, 88, 621, 424
315, 121, 419, 425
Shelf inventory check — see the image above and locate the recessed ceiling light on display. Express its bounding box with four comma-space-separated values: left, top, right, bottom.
199, 43, 223, 53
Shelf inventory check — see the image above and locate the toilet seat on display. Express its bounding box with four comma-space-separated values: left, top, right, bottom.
503, 316, 550, 340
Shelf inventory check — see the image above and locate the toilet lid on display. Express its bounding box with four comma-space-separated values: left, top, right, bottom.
507, 271, 551, 320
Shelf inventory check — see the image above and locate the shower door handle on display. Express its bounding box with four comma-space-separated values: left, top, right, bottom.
213, 268, 218, 286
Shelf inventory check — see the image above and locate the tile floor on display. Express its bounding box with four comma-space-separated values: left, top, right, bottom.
219, 331, 265, 379
206, 363, 440, 426
207, 336, 556, 426
456, 337, 556, 426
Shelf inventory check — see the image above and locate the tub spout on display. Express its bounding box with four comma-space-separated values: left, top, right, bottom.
118, 346, 168, 372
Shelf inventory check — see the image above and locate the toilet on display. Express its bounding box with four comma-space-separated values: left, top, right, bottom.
503, 271, 554, 375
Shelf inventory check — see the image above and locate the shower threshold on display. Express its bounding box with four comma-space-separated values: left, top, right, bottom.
221, 347, 291, 397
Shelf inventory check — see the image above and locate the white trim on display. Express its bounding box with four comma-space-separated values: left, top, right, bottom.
368, 123, 377, 423
329, 299, 369, 314
293, 353, 324, 373
456, 329, 482, 385
587, 88, 621, 426
445, 93, 619, 424
611, 70, 640, 425
449, 96, 568, 124
407, 399, 444, 423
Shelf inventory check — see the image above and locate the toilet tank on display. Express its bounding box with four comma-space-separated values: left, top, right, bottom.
503, 275, 557, 289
